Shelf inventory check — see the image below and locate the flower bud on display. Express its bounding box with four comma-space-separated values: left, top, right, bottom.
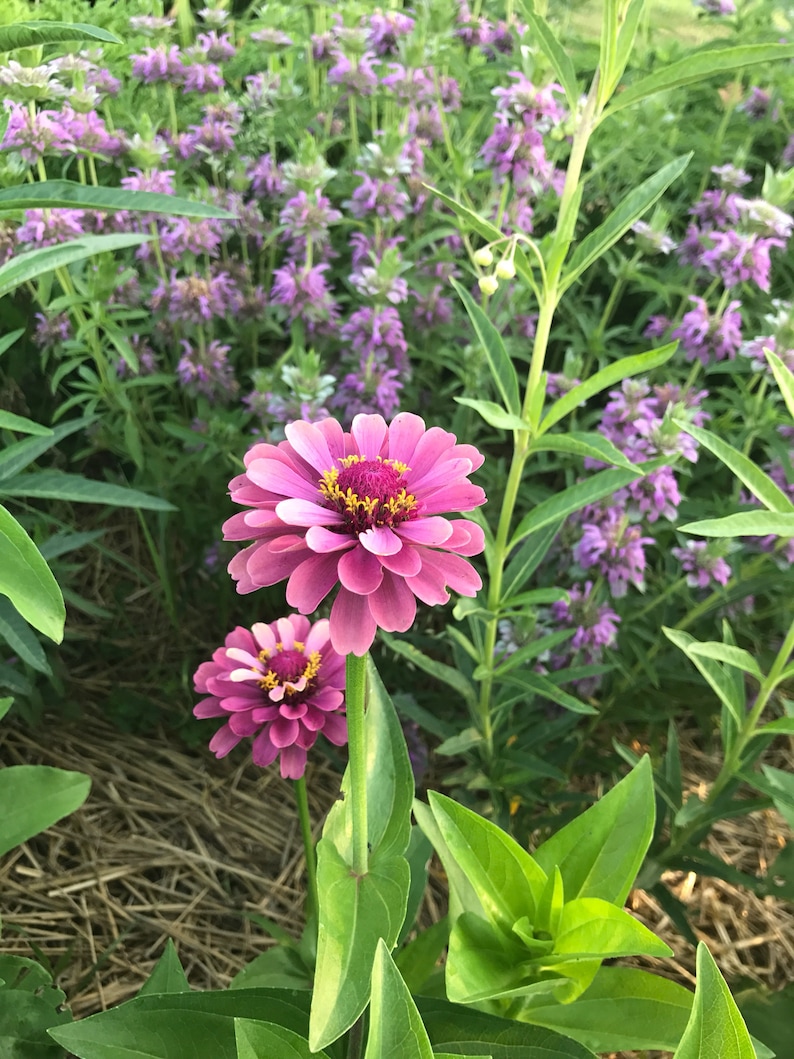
473, 246, 494, 267
478, 274, 499, 296
495, 257, 516, 280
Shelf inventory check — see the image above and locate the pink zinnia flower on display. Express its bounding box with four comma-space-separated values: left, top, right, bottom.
224, 413, 487, 655
193, 615, 346, 780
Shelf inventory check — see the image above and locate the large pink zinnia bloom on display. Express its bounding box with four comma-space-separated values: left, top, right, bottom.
224, 412, 487, 655
193, 615, 346, 780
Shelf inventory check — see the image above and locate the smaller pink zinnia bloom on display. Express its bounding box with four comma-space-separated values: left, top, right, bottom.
193, 615, 346, 780
224, 412, 487, 656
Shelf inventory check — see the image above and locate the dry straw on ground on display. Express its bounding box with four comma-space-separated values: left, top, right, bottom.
1, 709, 792, 1059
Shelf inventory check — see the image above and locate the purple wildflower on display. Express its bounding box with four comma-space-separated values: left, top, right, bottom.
575, 507, 654, 597
330, 362, 403, 422
550, 582, 621, 653
131, 45, 184, 83
177, 339, 237, 401
196, 30, 236, 62
151, 269, 244, 324
672, 296, 743, 364
17, 208, 85, 247
672, 540, 731, 588
366, 11, 415, 55
347, 173, 410, 223
271, 261, 340, 329
34, 312, 71, 349
340, 306, 409, 373
327, 49, 379, 95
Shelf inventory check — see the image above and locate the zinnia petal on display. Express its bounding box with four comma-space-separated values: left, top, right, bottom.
330, 587, 378, 655
247, 457, 318, 500
368, 569, 417, 632
338, 546, 384, 594
276, 498, 342, 527
359, 524, 402, 555
351, 413, 388, 460
395, 516, 452, 546
285, 420, 335, 473
286, 553, 343, 611
306, 525, 356, 553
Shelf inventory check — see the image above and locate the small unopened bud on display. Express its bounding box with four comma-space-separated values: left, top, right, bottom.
478, 274, 499, 296
495, 257, 516, 280
473, 247, 494, 267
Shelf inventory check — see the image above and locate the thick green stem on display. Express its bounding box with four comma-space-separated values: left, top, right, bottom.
294, 775, 319, 921
345, 652, 369, 876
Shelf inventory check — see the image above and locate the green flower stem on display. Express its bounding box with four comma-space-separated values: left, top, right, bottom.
293, 775, 319, 920
345, 651, 369, 876
671, 614, 794, 854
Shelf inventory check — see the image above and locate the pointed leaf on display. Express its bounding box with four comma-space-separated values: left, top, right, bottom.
502, 520, 562, 600
0, 180, 235, 219
663, 628, 745, 727
561, 156, 691, 291
0, 412, 52, 436
137, 940, 190, 997
364, 940, 434, 1059
682, 511, 794, 537
0, 471, 177, 511
519, 1, 578, 109
674, 943, 755, 1058
760, 765, 794, 829
552, 898, 671, 960
540, 343, 677, 433
765, 348, 794, 422
687, 642, 762, 680
447, 912, 558, 1005
0, 597, 50, 674
0, 765, 90, 857
0, 507, 65, 642
0, 21, 120, 49
0, 234, 150, 299
530, 431, 638, 471
605, 43, 794, 117
455, 398, 527, 432
235, 1018, 330, 1059
451, 279, 521, 416
532, 756, 654, 906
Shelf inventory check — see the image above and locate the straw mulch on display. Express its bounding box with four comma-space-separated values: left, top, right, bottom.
1, 710, 793, 1059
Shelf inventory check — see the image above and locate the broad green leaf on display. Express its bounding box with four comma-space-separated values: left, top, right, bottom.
561, 156, 691, 292
765, 349, 794, 421
0, 21, 120, 50
509, 466, 645, 549
519, 2, 578, 109
455, 397, 527, 432
0, 987, 71, 1059
539, 343, 678, 434
0, 180, 235, 219
0, 234, 150, 299
398, 826, 434, 946
502, 520, 562, 600
310, 657, 413, 1050
451, 278, 521, 416
608, 0, 646, 99
530, 431, 637, 471
0, 506, 65, 642
0, 471, 177, 511
0, 328, 24, 358
551, 898, 671, 961
523, 966, 693, 1053
413, 799, 484, 923
235, 1018, 330, 1059
0, 411, 52, 436
738, 981, 794, 1059
532, 756, 654, 906
138, 940, 190, 997
50, 988, 343, 1059
663, 628, 744, 728
425, 186, 503, 246
680, 422, 794, 513
309, 844, 410, 1051
364, 939, 434, 1059
0, 765, 90, 856
428, 792, 547, 931
681, 511, 794, 537
687, 642, 762, 680
674, 943, 755, 1059
418, 997, 598, 1058
230, 946, 312, 992
605, 43, 794, 117
433, 1054, 491, 1058
383, 636, 477, 708
0, 597, 50, 674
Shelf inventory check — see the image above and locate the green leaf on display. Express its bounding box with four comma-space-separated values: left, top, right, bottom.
519, 1, 578, 109
309, 658, 413, 1050
0, 328, 24, 358
418, 997, 598, 1058
499, 669, 597, 715
682, 511, 794, 537
532, 756, 654, 906
413, 800, 483, 923
0, 180, 235, 219
398, 826, 434, 946
0, 597, 50, 674
0, 21, 121, 50
765, 348, 794, 422
0, 411, 52, 436
551, 898, 671, 961
395, 918, 450, 994
738, 981, 794, 1059
0, 765, 90, 857
310, 844, 410, 1051
0, 234, 150, 299
539, 343, 678, 434
524, 966, 693, 1053
364, 939, 434, 1059
0, 471, 177, 511
0, 982, 71, 1059
137, 940, 190, 997
502, 520, 562, 601
760, 765, 794, 829
49, 989, 342, 1059
755, 717, 794, 736
455, 398, 527, 432
0, 506, 65, 643
530, 431, 637, 471
383, 635, 477, 708
230, 946, 312, 992
235, 1018, 330, 1059
0, 417, 90, 479
686, 642, 762, 680
561, 157, 691, 292
447, 912, 555, 1005
663, 628, 745, 728
450, 278, 521, 416
424, 186, 503, 247
428, 791, 547, 932
0, 695, 12, 722
680, 422, 794, 513
674, 943, 755, 1058
509, 466, 645, 549
605, 43, 794, 117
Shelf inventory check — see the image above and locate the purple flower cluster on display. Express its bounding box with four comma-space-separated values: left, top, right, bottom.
672, 540, 731, 589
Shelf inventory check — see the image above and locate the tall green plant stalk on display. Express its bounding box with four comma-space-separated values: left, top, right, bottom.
345, 652, 369, 876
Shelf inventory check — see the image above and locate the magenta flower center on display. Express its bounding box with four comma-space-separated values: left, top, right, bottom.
257, 643, 322, 699
319, 455, 418, 534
